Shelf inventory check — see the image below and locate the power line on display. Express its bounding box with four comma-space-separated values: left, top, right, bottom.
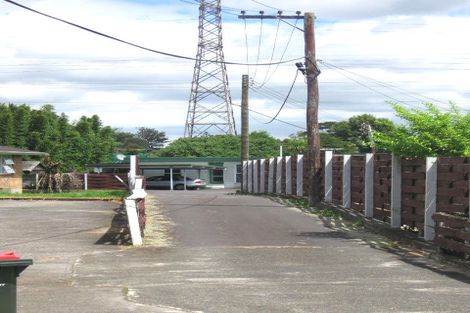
232, 103, 305, 130
318, 59, 448, 105
279, 18, 304, 32
258, 18, 281, 87
254, 18, 300, 87
243, 18, 250, 76
250, 0, 284, 12
319, 62, 407, 105
263, 69, 300, 124
2, 0, 303, 67
252, 16, 265, 80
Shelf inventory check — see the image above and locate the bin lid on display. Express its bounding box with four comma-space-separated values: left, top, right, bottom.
0, 251, 20, 260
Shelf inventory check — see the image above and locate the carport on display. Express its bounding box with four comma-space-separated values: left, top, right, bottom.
139, 163, 224, 191
91, 161, 225, 191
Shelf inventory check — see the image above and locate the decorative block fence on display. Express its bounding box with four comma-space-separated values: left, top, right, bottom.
242, 153, 470, 257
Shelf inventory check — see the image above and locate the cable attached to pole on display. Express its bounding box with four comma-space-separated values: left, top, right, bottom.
263, 69, 300, 124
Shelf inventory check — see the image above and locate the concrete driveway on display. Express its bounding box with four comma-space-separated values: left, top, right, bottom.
1, 190, 469, 312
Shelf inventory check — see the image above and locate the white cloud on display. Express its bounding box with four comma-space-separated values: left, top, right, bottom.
0, 0, 469, 139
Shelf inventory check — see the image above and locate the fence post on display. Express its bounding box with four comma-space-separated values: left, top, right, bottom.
260, 159, 266, 193
391, 155, 402, 228
286, 156, 292, 195
124, 199, 143, 246
276, 157, 283, 194
242, 161, 248, 192
253, 160, 259, 193
297, 155, 304, 197
268, 158, 274, 193
248, 161, 253, 193
343, 155, 351, 208
424, 157, 438, 241
84, 173, 88, 191
324, 151, 333, 202
129, 155, 137, 191
364, 153, 374, 217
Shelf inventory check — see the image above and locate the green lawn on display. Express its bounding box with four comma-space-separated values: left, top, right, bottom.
0, 190, 128, 201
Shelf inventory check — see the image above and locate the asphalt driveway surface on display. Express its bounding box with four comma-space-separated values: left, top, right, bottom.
1, 190, 469, 312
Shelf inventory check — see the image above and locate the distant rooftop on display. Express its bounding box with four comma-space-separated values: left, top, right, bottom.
0, 146, 48, 156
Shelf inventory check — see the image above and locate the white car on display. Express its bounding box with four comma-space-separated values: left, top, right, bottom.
146, 174, 206, 190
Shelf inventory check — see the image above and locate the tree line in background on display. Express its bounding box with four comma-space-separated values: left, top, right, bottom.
154, 103, 468, 159
0, 104, 115, 171
1, 102, 465, 172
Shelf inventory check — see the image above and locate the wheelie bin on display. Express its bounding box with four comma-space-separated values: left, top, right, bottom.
0, 251, 33, 313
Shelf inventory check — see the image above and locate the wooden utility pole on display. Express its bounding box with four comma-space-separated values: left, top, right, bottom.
241, 74, 249, 191
238, 11, 321, 204
304, 12, 322, 205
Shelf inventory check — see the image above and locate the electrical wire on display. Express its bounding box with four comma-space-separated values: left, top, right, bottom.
279, 19, 304, 32
2, 0, 303, 67
255, 18, 300, 88
257, 18, 281, 87
243, 18, 250, 76
319, 62, 400, 103
252, 16, 265, 80
263, 69, 300, 124
318, 59, 448, 105
232, 103, 305, 130
250, 0, 283, 12
319, 61, 423, 109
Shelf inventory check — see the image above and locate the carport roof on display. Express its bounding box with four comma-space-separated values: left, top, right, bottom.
92, 162, 225, 170
90, 156, 240, 169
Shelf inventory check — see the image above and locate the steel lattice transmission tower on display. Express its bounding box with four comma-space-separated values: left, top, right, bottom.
185, 0, 236, 137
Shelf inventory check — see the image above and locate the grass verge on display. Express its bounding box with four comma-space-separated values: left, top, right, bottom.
0, 189, 128, 201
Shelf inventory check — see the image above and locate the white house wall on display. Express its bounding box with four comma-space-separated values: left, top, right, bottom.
224, 161, 240, 189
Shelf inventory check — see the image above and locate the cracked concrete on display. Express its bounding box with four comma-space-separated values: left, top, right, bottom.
1, 191, 470, 312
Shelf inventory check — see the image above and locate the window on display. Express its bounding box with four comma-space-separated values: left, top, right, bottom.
209, 162, 224, 184
211, 169, 224, 184
236, 164, 242, 183
0, 155, 15, 174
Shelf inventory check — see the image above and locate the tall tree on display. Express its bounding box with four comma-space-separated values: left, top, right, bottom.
282, 131, 358, 155
155, 132, 280, 158
2, 103, 117, 171
136, 127, 168, 150
321, 114, 395, 153
114, 130, 148, 154
0, 104, 14, 146
9, 104, 31, 148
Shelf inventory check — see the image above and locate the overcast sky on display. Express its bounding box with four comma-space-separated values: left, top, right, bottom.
1, 0, 470, 139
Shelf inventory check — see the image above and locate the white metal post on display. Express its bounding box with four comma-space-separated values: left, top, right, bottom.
242, 161, 248, 192
364, 153, 374, 218
248, 161, 253, 193
297, 155, 304, 197
124, 199, 143, 246
324, 151, 333, 202
84, 173, 88, 191
424, 157, 438, 241
285, 156, 292, 195
129, 155, 137, 191
253, 160, 259, 193
260, 159, 266, 193
276, 157, 283, 194
170, 167, 174, 191
268, 158, 275, 193
343, 155, 351, 208
391, 155, 402, 228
